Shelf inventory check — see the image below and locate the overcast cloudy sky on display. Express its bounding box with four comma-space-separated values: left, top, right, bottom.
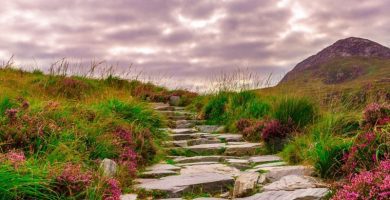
1, 0, 389, 90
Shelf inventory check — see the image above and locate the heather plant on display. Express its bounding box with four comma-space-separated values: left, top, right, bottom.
103, 178, 121, 200
362, 103, 390, 128
236, 118, 254, 132
55, 163, 93, 197
241, 120, 265, 142
274, 97, 317, 129
332, 159, 390, 200
262, 119, 293, 152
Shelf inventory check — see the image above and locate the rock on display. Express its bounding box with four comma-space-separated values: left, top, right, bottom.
248, 155, 282, 164
226, 158, 250, 169
172, 133, 199, 140
136, 172, 234, 198
120, 194, 137, 200
181, 163, 241, 176
237, 188, 329, 200
263, 175, 319, 191
100, 158, 117, 177
187, 138, 221, 146
140, 170, 179, 178
233, 172, 260, 197
146, 164, 181, 171
247, 162, 287, 172
176, 162, 220, 167
186, 143, 226, 154
173, 156, 226, 163
169, 96, 181, 106
262, 165, 315, 182
175, 120, 195, 129
196, 125, 225, 133
170, 128, 196, 134
217, 134, 243, 142
172, 140, 188, 147
257, 174, 267, 184
224, 143, 262, 156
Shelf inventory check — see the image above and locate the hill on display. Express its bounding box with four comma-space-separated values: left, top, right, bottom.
260, 37, 390, 109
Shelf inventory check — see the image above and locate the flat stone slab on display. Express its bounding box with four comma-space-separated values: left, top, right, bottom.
224, 143, 262, 156
263, 175, 319, 191
247, 162, 287, 172
176, 162, 220, 167
173, 156, 227, 163
170, 128, 197, 134
238, 188, 329, 200
120, 194, 137, 200
181, 163, 241, 176
137, 172, 234, 198
217, 134, 243, 142
249, 155, 282, 164
172, 140, 188, 147
226, 158, 250, 169
146, 164, 181, 171
172, 133, 199, 140
262, 165, 315, 182
196, 125, 225, 133
140, 170, 179, 178
186, 143, 226, 154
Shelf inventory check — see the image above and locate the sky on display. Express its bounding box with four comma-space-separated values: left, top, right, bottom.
1, 0, 389, 91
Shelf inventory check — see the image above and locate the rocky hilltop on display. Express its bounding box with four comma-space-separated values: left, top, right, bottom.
280, 37, 390, 83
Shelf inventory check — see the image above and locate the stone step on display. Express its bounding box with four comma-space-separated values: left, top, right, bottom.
183, 142, 262, 156
237, 188, 329, 200
140, 164, 182, 178
171, 133, 200, 141
173, 155, 228, 164
170, 128, 197, 134
180, 163, 241, 177
195, 125, 225, 133
136, 173, 234, 198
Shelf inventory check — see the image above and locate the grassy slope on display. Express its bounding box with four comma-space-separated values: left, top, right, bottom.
0, 68, 172, 199
257, 57, 390, 110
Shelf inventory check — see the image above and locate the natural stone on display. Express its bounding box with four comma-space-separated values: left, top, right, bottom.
146, 164, 181, 171
263, 175, 319, 191
120, 194, 137, 200
233, 172, 260, 197
262, 165, 315, 182
181, 163, 241, 176
136, 172, 234, 198
237, 188, 329, 200
169, 96, 181, 106
224, 143, 262, 156
248, 155, 282, 164
100, 158, 117, 177
140, 170, 179, 178
173, 156, 226, 163
196, 125, 225, 133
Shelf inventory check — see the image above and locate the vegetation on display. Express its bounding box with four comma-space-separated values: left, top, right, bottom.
0, 65, 197, 199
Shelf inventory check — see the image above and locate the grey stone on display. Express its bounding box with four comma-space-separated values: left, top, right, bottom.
136, 172, 234, 198
172, 133, 199, 140
217, 134, 243, 142
172, 140, 188, 147
120, 194, 137, 200
146, 164, 181, 171
140, 170, 179, 178
173, 156, 226, 163
247, 162, 287, 172
100, 158, 117, 177
169, 96, 181, 106
226, 158, 250, 169
170, 128, 197, 134
262, 166, 315, 182
224, 143, 262, 156
181, 163, 241, 176
186, 143, 226, 154
176, 162, 220, 167
196, 125, 225, 133
237, 188, 329, 200
248, 155, 282, 164
233, 172, 260, 197
263, 175, 319, 191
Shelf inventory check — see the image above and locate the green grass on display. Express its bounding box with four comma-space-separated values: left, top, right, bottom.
274, 97, 317, 129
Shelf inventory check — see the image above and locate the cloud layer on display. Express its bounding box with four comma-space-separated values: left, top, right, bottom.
1, 0, 389, 90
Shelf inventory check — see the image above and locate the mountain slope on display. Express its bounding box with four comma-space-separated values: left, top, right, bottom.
280, 37, 390, 84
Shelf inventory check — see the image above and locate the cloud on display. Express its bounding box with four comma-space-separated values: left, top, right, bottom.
0, 0, 389, 91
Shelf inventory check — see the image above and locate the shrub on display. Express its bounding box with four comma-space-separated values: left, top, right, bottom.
332, 159, 390, 200
236, 119, 254, 132
51, 77, 91, 99
103, 178, 121, 200
262, 120, 292, 152
342, 130, 388, 175
274, 97, 317, 129
242, 120, 265, 142
362, 103, 390, 128
55, 163, 93, 197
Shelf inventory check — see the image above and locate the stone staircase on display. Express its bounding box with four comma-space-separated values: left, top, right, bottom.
135, 103, 329, 200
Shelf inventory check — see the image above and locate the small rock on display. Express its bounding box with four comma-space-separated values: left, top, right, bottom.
263, 175, 319, 191
100, 158, 117, 177
233, 172, 260, 198
169, 96, 181, 106
120, 194, 137, 200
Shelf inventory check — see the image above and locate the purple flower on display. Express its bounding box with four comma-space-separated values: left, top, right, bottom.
104, 178, 121, 200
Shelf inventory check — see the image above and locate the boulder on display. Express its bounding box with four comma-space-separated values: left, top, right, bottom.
100, 158, 117, 177
169, 96, 181, 106
233, 172, 260, 197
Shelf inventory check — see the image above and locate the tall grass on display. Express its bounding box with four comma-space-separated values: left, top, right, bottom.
0, 165, 58, 200
274, 97, 317, 128
0, 96, 14, 116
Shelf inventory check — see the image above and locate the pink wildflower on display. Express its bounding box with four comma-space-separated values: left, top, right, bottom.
103, 178, 121, 200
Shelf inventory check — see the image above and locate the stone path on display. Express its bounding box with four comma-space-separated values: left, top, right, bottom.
136, 103, 329, 200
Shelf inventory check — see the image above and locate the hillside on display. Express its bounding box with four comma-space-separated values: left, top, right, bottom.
260, 37, 390, 108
